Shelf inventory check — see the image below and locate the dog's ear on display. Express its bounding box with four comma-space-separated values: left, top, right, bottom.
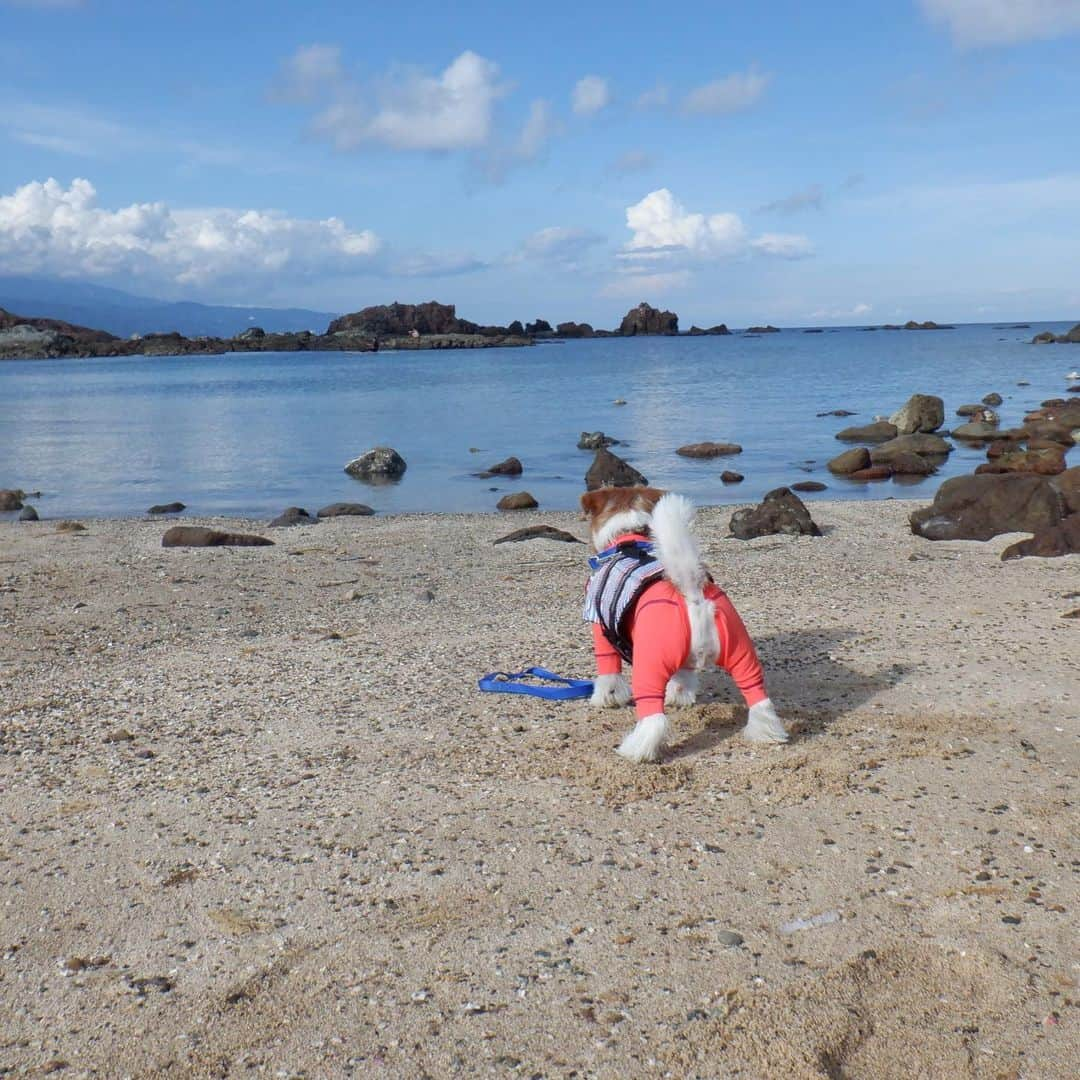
579, 489, 608, 520
631, 486, 667, 513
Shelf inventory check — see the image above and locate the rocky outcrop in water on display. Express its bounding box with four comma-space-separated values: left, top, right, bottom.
619, 303, 678, 336
1031, 322, 1080, 344
0, 302, 532, 360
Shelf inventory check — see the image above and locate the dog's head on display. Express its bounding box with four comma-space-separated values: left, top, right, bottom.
580, 486, 667, 550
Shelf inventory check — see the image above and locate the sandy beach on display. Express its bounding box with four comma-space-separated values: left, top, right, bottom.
0, 500, 1077, 1078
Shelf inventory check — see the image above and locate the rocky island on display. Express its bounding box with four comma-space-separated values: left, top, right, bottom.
1, 300, 737, 361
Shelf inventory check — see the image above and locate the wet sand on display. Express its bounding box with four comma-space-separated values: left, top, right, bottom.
0, 501, 1077, 1077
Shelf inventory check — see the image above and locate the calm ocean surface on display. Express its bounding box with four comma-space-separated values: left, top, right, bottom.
1, 322, 1077, 519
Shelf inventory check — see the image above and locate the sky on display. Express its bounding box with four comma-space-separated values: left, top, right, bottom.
2, 0, 1080, 326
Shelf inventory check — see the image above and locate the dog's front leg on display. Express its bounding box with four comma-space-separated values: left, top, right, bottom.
616, 712, 671, 762
590, 672, 632, 708
589, 623, 632, 708
618, 648, 674, 762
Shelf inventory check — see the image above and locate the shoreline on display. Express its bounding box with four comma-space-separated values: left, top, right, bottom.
1, 500, 1076, 1075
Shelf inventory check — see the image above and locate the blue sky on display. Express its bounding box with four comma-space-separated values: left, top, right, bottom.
2, 0, 1080, 325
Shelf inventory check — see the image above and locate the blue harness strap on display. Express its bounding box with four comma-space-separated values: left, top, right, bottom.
478, 667, 594, 700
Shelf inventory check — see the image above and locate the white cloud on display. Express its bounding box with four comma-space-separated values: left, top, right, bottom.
621, 188, 747, 257
619, 188, 814, 267
273, 43, 344, 102
516, 99, 557, 158
519, 226, 604, 262
302, 49, 505, 151
682, 67, 770, 114
919, 0, 1080, 46
601, 270, 691, 298
750, 233, 815, 258
572, 75, 611, 115
0, 178, 381, 292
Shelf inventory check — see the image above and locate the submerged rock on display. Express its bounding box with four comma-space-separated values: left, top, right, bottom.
577, 431, 620, 450
484, 456, 523, 476
835, 421, 898, 443
675, 442, 743, 458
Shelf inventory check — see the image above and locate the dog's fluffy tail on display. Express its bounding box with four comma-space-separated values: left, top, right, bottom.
651, 493, 720, 669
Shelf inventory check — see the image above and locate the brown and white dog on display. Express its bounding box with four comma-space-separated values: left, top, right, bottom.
581, 486, 789, 761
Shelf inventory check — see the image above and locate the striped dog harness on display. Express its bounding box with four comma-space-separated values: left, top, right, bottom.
583, 541, 666, 664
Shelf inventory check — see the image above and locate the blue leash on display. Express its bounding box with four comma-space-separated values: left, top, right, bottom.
478, 666, 594, 700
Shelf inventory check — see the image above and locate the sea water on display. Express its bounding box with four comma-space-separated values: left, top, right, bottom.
0, 322, 1075, 519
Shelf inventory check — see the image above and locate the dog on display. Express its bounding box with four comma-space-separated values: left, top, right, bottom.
580, 486, 789, 762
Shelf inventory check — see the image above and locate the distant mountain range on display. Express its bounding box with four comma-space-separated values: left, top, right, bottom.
0, 276, 339, 338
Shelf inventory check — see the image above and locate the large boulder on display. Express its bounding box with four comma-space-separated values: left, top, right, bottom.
975, 446, 1067, 476
619, 302, 678, 336
585, 447, 648, 490
729, 487, 822, 540
1051, 466, 1080, 514
328, 302, 477, 337
1001, 515, 1080, 560
555, 322, 594, 338
496, 491, 538, 510
889, 452, 938, 476
18, 505, 38, 522
909, 474, 1066, 541
889, 394, 944, 434
827, 447, 871, 475
870, 433, 952, 464
835, 421, 898, 443
951, 421, 1000, 440
162, 526, 274, 548
269, 507, 317, 527
344, 446, 407, 482
675, 442, 742, 458
317, 502, 374, 517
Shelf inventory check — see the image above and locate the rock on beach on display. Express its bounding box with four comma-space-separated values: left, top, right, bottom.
161, 526, 274, 548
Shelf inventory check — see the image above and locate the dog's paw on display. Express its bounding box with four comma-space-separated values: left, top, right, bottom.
590, 673, 632, 709
617, 713, 671, 763
743, 697, 789, 744
665, 668, 698, 708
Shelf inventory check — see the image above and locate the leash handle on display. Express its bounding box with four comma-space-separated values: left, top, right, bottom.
478, 667, 594, 700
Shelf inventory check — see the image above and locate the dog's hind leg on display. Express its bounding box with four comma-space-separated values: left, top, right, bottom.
664, 667, 698, 708
590, 672, 632, 708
